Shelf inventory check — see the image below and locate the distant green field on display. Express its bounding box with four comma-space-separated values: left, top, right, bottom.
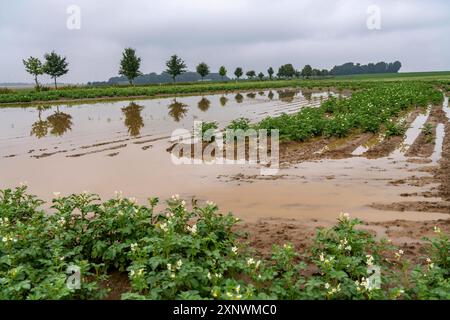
334, 71, 450, 81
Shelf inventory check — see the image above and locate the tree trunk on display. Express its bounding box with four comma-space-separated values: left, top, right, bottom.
34, 75, 39, 87
54, 77, 57, 89
173, 76, 176, 84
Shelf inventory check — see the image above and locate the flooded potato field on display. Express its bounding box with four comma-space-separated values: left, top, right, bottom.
1, 91, 449, 223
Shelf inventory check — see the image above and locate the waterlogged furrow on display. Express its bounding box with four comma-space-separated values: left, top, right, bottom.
391, 107, 431, 157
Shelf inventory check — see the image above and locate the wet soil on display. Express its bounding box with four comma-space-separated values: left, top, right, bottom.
238, 218, 450, 262
102, 217, 449, 299
406, 106, 447, 158
364, 108, 425, 159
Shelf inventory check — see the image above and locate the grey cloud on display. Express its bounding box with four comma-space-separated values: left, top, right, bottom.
1, 0, 449, 83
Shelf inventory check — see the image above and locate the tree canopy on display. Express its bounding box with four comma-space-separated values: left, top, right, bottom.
165, 55, 187, 83
267, 67, 274, 80
219, 66, 227, 80
119, 48, 142, 85
301, 65, 313, 79
330, 61, 402, 75
23, 57, 44, 88
246, 70, 256, 79
277, 64, 295, 79
196, 62, 210, 80
234, 67, 243, 80
43, 51, 69, 89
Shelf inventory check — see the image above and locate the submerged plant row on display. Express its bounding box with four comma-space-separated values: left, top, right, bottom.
0, 186, 448, 300
251, 82, 444, 141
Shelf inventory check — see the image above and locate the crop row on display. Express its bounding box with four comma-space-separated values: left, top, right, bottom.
0, 186, 448, 300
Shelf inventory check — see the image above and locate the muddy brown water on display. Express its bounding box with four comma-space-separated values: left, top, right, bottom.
0, 91, 448, 223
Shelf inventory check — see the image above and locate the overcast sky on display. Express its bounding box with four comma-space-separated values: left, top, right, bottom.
1, 0, 449, 83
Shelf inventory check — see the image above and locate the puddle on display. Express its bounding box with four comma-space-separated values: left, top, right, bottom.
352, 134, 384, 156
431, 123, 445, 163
0, 92, 448, 223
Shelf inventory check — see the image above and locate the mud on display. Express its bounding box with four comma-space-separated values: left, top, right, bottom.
364, 108, 426, 159
371, 201, 450, 213
435, 100, 450, 201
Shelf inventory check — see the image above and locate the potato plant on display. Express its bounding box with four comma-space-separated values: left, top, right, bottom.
0, 186, 448, 300
255, 82, 443, 141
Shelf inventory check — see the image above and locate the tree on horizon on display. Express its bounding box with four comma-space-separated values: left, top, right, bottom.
165, 55, 187, 83
43, 51, 69, 89
219, 66, 227, 81
234, 67, 243, 81
23, 57, 44, 89
119, 48, 142, 85
196, 62, 210, 81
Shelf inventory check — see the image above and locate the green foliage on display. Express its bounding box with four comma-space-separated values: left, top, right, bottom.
22, 57, 44, 88
277, 64, 295, 79
422, 123, 434, 136
165, 55, 187, 83
218, 66, 227, 80
196, 63, 210, 80
43, 51, 69, 89
267, 67, 274, 80
226, 118, 251, 131
421, 123, 435, 143
255, 82, 442, 141
301, 65, 313, 79
119, 48, 142, 85
246, 70, 256, 80
1, 79, 446, 105
0, 187, 449, 300
234, 67, 243, 80
258, 72, 264, 80
385, 120, 408, 137
198, 121, 218, 141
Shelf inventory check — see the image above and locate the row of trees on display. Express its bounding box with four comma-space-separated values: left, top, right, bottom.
118, 48, 334, 85
23, 48, 402, 88
23, 52, 69, 89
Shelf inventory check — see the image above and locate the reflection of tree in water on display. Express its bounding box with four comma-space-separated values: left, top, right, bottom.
168, 99, 189, 122
302, 90, 312, 101
235, 93, 244, 104
219, 96, 228, 107
258, 91, 265, 96
268, 91, 274, 100
246, 92, 256, 99
30, 106, 51, 138
47, 106, 73, 137
277, 90, 297, 103
198, 97, 211, 112
122, 102, 144, 137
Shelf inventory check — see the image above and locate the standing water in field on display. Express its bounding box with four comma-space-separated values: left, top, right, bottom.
0, 90, 447, 223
